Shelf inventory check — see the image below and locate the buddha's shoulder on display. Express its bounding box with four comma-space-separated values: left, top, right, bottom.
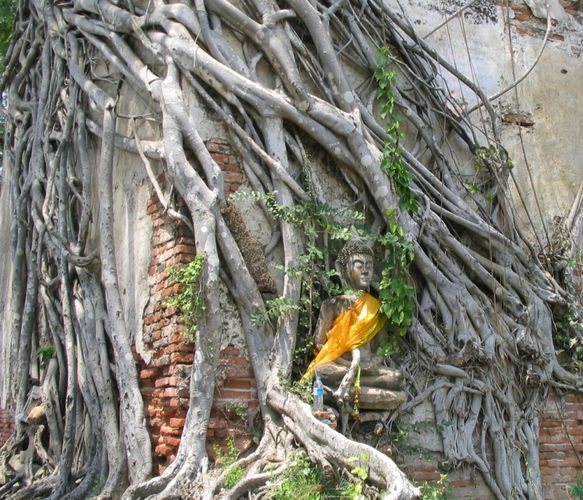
321, 294, 357, 313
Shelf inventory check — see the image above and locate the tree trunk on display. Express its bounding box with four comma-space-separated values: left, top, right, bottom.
0, 1, 581, 499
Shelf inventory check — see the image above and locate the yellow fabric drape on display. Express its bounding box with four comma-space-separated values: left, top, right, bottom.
304, 293, 387, 379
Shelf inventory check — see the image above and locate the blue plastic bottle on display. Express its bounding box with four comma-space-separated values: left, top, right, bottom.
312, 373, 324, 413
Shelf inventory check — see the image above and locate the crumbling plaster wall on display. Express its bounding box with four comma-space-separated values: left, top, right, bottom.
399, 0, 583, 237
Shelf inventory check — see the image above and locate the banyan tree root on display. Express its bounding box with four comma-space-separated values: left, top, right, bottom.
0, 0, 581, 499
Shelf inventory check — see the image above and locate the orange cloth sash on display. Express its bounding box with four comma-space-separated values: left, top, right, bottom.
304, 293, 387, 378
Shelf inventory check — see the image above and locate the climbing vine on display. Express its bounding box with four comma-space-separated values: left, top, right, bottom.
377, 209, 416, 356
374, 47, 417, 355
375, 47, 417, 215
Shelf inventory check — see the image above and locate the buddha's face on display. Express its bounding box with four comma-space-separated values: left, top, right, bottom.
346, 253, 373, 291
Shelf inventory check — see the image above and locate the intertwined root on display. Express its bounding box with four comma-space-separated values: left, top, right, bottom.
0, 1, 580, 499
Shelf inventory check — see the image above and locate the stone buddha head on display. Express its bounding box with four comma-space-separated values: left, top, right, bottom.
335, 238, 374, 292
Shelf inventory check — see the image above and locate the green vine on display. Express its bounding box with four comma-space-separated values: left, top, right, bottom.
375, 46, 417, 215
376, 208, 416, 356
166, 253, 206, 338
374, 47, 417, 355
0, 0, 16, 74
570, 474, 583, 499
417, 473, 452, 500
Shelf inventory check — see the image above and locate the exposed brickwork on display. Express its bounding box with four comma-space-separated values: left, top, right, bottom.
208, 346, 258, 459
401, 458, 494, 499
540, 393, 583, 499
401, 392, 583, 498
0, 408, 14, 447
206, 138, 245, 194
496, 1, 582, 52
138, 140, 256, 474
140, 187, 195, 474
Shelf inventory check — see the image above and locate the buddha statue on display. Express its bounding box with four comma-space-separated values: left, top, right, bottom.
306, 238, 406, 416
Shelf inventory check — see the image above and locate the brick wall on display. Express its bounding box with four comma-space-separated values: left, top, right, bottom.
401, 393, 583, 499
139, 189, 195, 474
137, 139, 257, 474
540, 392, 583, 499
0, 407, 14, 447
208, 346, 258, 459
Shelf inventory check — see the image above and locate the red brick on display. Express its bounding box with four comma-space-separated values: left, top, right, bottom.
406, 463, 438, 473
540, 420, 562, 428
174, 244, 197, 255
170, 353, 194, 364
161, 304, 181, 318
222, 161, 241, 173
152, 354, 171, 367
450, 480, 476, 488
224, 172, 243, 184
169, 418, 186, 427
160, 435, 182, 448
540, 443, 573, 453
152, 230, 174, 247
160, 425, 183, 437
216, 389, 256, 400
410, 471, 441, 481
209, 417, 228, 429
162, 364, 191, 377
163, 388, 182, 398
163, 343, 193, 355
559, 467, 580, 478
154, 444, 173, 457
220, 346, 242, 357
146, 404, 163, 417
223, 378, 256, 390
542, 433, 568, 444
564, 427, 583, 437
155, 377, 169, 388
223, 367, 254, 379
221, 356, 251, 367
168, 398, 189, 408
206, 139, 230, 154
139, 368, 160, 380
